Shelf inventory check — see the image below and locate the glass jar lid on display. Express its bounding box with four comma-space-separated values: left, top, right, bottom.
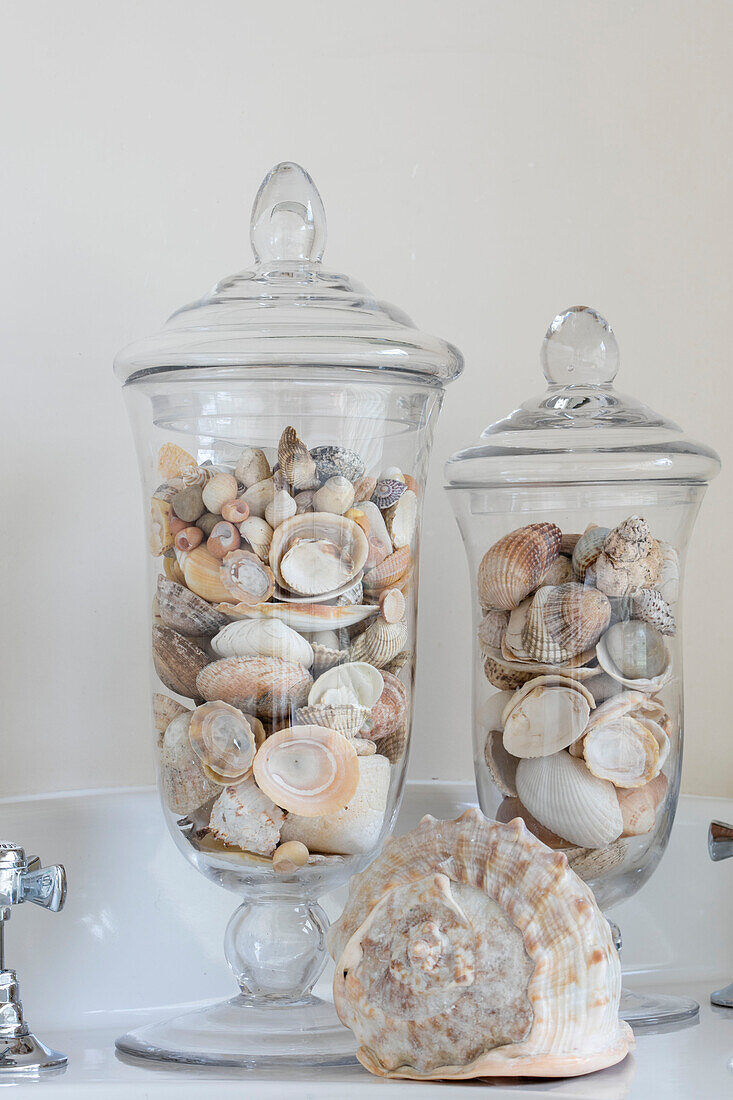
445, 306, 720, 487
115, 162, 463, 386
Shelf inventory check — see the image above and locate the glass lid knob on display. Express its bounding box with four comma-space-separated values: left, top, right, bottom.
250, 161, 327, 264
540, 305, 619, 386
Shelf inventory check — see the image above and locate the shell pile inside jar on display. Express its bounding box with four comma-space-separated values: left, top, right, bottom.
476, 516, 679, 879
150, 430, 417, 867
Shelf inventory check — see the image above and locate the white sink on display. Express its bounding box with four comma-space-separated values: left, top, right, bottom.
2, 783, 732, 1098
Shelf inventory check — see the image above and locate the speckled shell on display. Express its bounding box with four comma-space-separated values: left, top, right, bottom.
278, 427, 318, 489
369, 671, 409, 741
310, 444, 365, 483
348, 618, 408, 668
483, 654, 535, 691
152, 625, 209, 699
196, 656, 312, 717
372, 478, 406, 510
156, 576, 229, 636
631, 587, 676, 636
521, 583, 611, 663
516, 751, 623, 849
477, 523, 562, 611
329, 810, 632, 1080
594, 516, 663, 597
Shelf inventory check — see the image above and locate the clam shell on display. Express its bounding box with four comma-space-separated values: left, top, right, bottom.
253, 725, 360, 815
314, 476, 355, 515
156, 576, 229, 636
370, 671, 409, 740
356, 501, 393, 570
631, 587, 676, 636
537, 554, 573, 587
178, 545, 235, 603
235, 448, 271, 489
216, 600, 379, 632
371, 478, 406, 511
278, 427, 318, 490
158, 443, 197, 481
220, 549, 275, 605
242, 477, 275, 518
478, 609, 510, 653
211, 618, 314, 667
483, 654, 534, 691
477, 689, 514, 734
383, 489, 418, 550
208, 776, 285, 855
594, 516, 663, 597
363, 546, 411, 594
348, 618, 408, 668
379, 588, 406, 624
239, 516, 274, 561
502, 675, 595, 758
270, 512, 368, 597
153, 625, 209, 699
477, 523, 562, 611
149, 498, 174, 556
309, 661, 384, 709
311, 643, 350, 674
153, 693, 190, 737
196, 656, 313, 717
310, 444, 365, 483
483, 729, 519, 796
583, 715, 660, 789
495, 795, 570, 849
189, 701, 257, 779
160, 711, 218, 815
572, 525, 610, 582
596, 620, 672, 692
521, 583, 611, 662
295, 703, 370, 738
516, 751, 624, 848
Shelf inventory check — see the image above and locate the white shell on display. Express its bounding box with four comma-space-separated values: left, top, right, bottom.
314, 476, 355, 515
502, 676, 595, 758
357, 500, 394, 570
383, 489, 418, 549
211, 618, 314, 667
477, 690, 514, 733
516, 751, 624, 849
216, 600, 379, 632
270, 512, 368, 597
265, 489, 297, 529
596, 626, 673, 693
281, 755, 390, 855
309, 661, 384, 709
208, 776, 285, 855
235, 447, 271, 489
242, 477, 275, 518
239, 515, 273, 561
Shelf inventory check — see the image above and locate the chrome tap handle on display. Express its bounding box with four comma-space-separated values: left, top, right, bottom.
709, 820, 733, 862
19, 865, 66, 913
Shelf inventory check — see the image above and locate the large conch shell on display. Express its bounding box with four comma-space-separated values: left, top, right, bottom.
516, 751, 623, 849
328, 810, 633, 1079
269, 512, 368, 597
253, 725, 359, 815
477, 523, 561, 611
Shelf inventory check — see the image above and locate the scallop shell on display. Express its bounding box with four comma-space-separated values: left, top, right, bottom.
631, 587, 676, 636
477, 523, 562, 611
295, 703, 370, 738
188, 701, 256, 779
156, 576, 229, 636
160, 711, 218, 815
572, 525, 610, 582
310, 445, 365, 483
178, 545, 235, 603
348, 618, 408, 668
149, 498, 174, 556
235, 447, 271, 489
363, 547, 412, 594
502, 675, 595, 758
477, 609, 510, 653
521, 583, 611, 663
152, 625, 209, 699
208, 776, 285, 856
594, 516, 663, 597
158, 443, 197, 481
253, 725, 360, 815
242, 478, 276, 518
516, 751, 624, 849
314, 476, 355, 515
483, 729, 519, 796
656, 541, 680, 604
239, 516, 274, 561
281, 755, 389, 853
617, 772, 668, 837
220, 549, 275, 605
371, 478, 406, 510
276, 426, 316, 490
328, 809, 632, 1080
270, 512, 368, 597
309, 661, 384, 709
211, 618, 314, 667
495, 795, 570, 849
216, 600, 379, 632
196, 656, 312, 717
383, 489, 417, 550
378, 588, 406, 624
596, 620, 672, 692
370, 671, 409, 741
353, 475, 377, 503
311, 643, 350, 675
153, 693, 190, 736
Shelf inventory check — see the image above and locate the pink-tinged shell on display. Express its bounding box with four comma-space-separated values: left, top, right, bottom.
253, 725, 359, 815
178, 545, 236, 604
348, 618, 408, 668
363, 547, 412, 593
370, 672, 409, 741
156, 576, 229, 636
152, 625, 209, 699
477, 523, 562, 611
329, 810, 633, 1080
220, 549, 275, 605
378, 720, 408, 764
189, 701, 257, 779
207, 521, 241, 560
158, 442, 197, 481
617, 772, 668, 836
196, 656, 312, 717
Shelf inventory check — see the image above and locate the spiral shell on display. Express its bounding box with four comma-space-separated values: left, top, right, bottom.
631, 587, 676, 636
594, 516, 663, 597
477, 523, 562, 611
371, 478, 406, 510
329, 810, 632, 1079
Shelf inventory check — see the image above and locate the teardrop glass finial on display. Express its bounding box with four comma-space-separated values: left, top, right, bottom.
541, 306, 619, 386
250, 162, 327, 264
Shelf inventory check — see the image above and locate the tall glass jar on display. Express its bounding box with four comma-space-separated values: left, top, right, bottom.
114, 162, 462, 1065
445, 306, 719, 1029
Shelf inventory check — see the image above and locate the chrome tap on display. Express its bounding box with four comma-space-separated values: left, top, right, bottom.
709, 821, 733, 1009
0, 843, 67, 1073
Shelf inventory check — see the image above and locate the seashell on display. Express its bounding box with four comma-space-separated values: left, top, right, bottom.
254, 725, 360, 816
273, 840, 310, 873
311, 629, 344, 650
502, 675, 595, 758
310, 444, 365, 483
501, 597, 597, 669
378, 588, 405, 624
380, 466, 405, 482
383, 650, 412, 676
156, 576, 229, 636
335, 578, 363, 605
586, 671, 626, 705
201, 472, 238, 515
495, 796, 570, 849
353, 475, 377, 503
152, 625, 209, 699
314, 476, 355, 515
235, 447, 272, 489
196, 656, 312, 717
516, 751, 623, 849
220, 549, 275, 605
294, 490, 316, 514
363, 546, 411, 595
583, 715, 659, 788
483, 654, 535, 691
617, 772, 668, 837
208, 776, 285, 856
270, 512, 368, 597
354, 738, 378, 756
149, 497, 174, 556
174, 525, 204, 553
483, 729, 519, 796
265, 489, 297, 530
383, 489, 418, 550
153, 693, 190, 737
160, 711, 218, 815
158, 442, 197, 481
309, 660, 384, 710
477, 689, 514, 734
403, 474, 418, 495
594, 516, 663, 597
295, 703, 370, 738
281, 754, 389, 854
564, 839, 628, 883
162, 553, 186, 586
356, 501, 393, 570
371, 478, 406, 510
153, 479, 184, 503
572, 525, 610, 582
278, 427, 317, 490
219, 600, 379, 633
189, 701, 256, 779
242, 477, 275, 518
311, 643, 349, 675
369, 672, 409, 741
656, 541, 680, 604
559, 532, 581, 556
171, 485, 206, 524
177, 544, 235, 603
375, 719, 408, 764
344, 507, 369, 535
477, 609, 509, 653
221, 498, 250, 524
631, 587, 676, 636
521, 583, 611, 663
596, 620, 672, 692
196, 512, 220, 538
207, 520, 241, 560
239, 515, 273, 561
212, 618, 314, 667
181, 464, 215, 489
328, 809, 632, 1080
170, 514, 190, 537
477, 523, 562, 611
538, 554, 573, 587
349, 618, 408, 668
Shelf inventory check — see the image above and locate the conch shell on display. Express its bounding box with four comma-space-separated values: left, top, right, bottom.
594, 516, 663, 597
253, 725, 360, 815
477, 523, 561, 611
328, 810, 633, 1079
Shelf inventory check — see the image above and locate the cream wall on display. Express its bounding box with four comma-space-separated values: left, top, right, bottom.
1, 0, 730, 799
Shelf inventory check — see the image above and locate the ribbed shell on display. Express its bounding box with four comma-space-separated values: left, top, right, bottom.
370, 672, 409, 741
152, 625, 209, 699
294, 703, 370, 738
521, 583, 611, 663
477, 523, 562, 611
571, 526, 609, 582
348, 619, 408, 668
196, 656, 312, 717
362, 546, 412, 594
516, 751, 623, 849
278, 426, 317, 489
156, 576, 229, 636
329, 810, 632, 1079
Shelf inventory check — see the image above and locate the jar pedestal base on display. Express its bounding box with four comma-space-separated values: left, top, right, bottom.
619, 987, 699, 1031
115, 994, 357, 1067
